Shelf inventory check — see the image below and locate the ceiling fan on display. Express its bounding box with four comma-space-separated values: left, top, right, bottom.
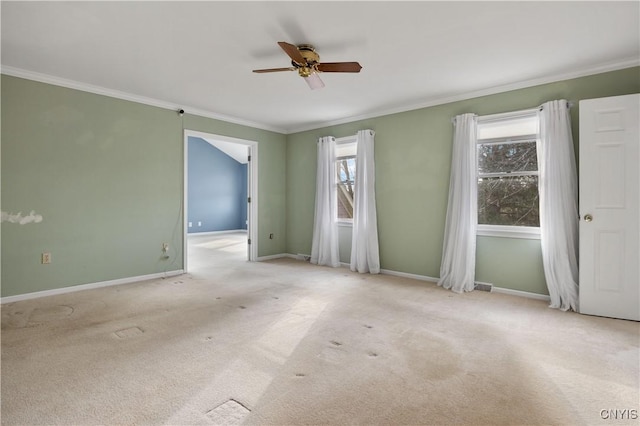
253, 41, 362, 90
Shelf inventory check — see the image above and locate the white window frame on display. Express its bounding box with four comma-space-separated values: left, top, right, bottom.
476, 110, 541, 240
335, 135, 357, 226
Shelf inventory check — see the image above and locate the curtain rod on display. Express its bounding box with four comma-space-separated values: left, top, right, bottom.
451, 100, 574, 124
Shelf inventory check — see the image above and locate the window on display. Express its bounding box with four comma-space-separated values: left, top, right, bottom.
476, 111, 540, 238
335, 137, 357, 222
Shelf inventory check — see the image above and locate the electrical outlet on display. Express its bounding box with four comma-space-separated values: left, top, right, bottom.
188, 222, 193, 228
198, 221, 202, 227
41, 252, 51, 264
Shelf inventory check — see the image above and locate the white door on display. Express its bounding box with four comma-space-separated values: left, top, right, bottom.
579, 93, 639, 321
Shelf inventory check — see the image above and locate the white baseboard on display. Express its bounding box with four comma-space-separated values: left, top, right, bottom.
0, 270, 185, 304
256, 253, 289, 261
188, 229, 247, 236
380, 268, 439, 283
209, 251, 552, 302
378, 269, 551, 301
260, 253, 309, 261
492, 286, 551, 301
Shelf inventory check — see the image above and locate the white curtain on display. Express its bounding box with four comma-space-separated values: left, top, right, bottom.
350, 130, 380, 274
538, 100, 579, 311
438, 113, 478, 293
310, 136, 340, 267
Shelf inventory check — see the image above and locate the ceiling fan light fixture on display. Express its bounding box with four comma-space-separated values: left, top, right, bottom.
253, 41, 361, 90
297, 66, 312, 78
305, 72, 325, 90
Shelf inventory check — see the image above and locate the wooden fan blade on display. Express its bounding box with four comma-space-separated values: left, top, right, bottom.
316, 62, 362, 73
278, 41, 307, 65
253, 67, 296, 73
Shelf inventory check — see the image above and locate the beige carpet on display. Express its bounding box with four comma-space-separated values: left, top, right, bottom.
1, 232, 638, 425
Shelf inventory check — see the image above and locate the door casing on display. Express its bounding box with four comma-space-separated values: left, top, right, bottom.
183, 129, 258, 271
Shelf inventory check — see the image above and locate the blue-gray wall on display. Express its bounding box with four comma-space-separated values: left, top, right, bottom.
188, 137, 247, 233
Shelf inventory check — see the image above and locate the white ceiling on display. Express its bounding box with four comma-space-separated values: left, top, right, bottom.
2, 1, 638, 134
202, 137, 249, 164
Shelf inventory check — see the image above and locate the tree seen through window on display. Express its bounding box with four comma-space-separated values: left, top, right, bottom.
477, 119, 540, 227
337, 156, 356, 220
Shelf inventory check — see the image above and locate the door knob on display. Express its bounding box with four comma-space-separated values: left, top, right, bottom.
584, 214, 593, 222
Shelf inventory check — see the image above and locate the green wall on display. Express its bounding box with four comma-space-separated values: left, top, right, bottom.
2, 67, 638, 298
286, 67, 640, 295
1, 75, 286, 297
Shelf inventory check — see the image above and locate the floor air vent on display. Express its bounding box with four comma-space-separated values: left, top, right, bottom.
206, 399, 250, 424
474, 282, 493, 292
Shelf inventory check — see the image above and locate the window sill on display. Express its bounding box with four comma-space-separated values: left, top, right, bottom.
477, 225, 540, 240
337, 220, 353, 227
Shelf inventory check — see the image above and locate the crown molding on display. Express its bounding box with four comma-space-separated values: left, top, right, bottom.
3, 57, 638, 136
284, 56, 640, 134
0, 65, 287, 134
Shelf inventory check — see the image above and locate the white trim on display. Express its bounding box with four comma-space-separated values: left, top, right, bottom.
271, 258, 552, 301
335, 135, 358, 145
0, 270, 184, 304
379, 268, 439, 283
183, 132, 189, 271
476, 108, 539, 124
380, 269, 551, 301
188, 229, 247, 237
289, 253, 311, 261
286, 58, 640, 133
256, 253, 289, 261
492, 286, 551, 302
477, 135, 538, 146
476, 111, 541, 238
5, 58, 637, 135
185, 130, 258, 148
183, 130, 258, 270
247, 143, 259, 262
0, 66, 285, 134
477, 225, 541, 240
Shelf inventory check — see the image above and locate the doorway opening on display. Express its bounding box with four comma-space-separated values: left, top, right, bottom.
183, 130, 258, 273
